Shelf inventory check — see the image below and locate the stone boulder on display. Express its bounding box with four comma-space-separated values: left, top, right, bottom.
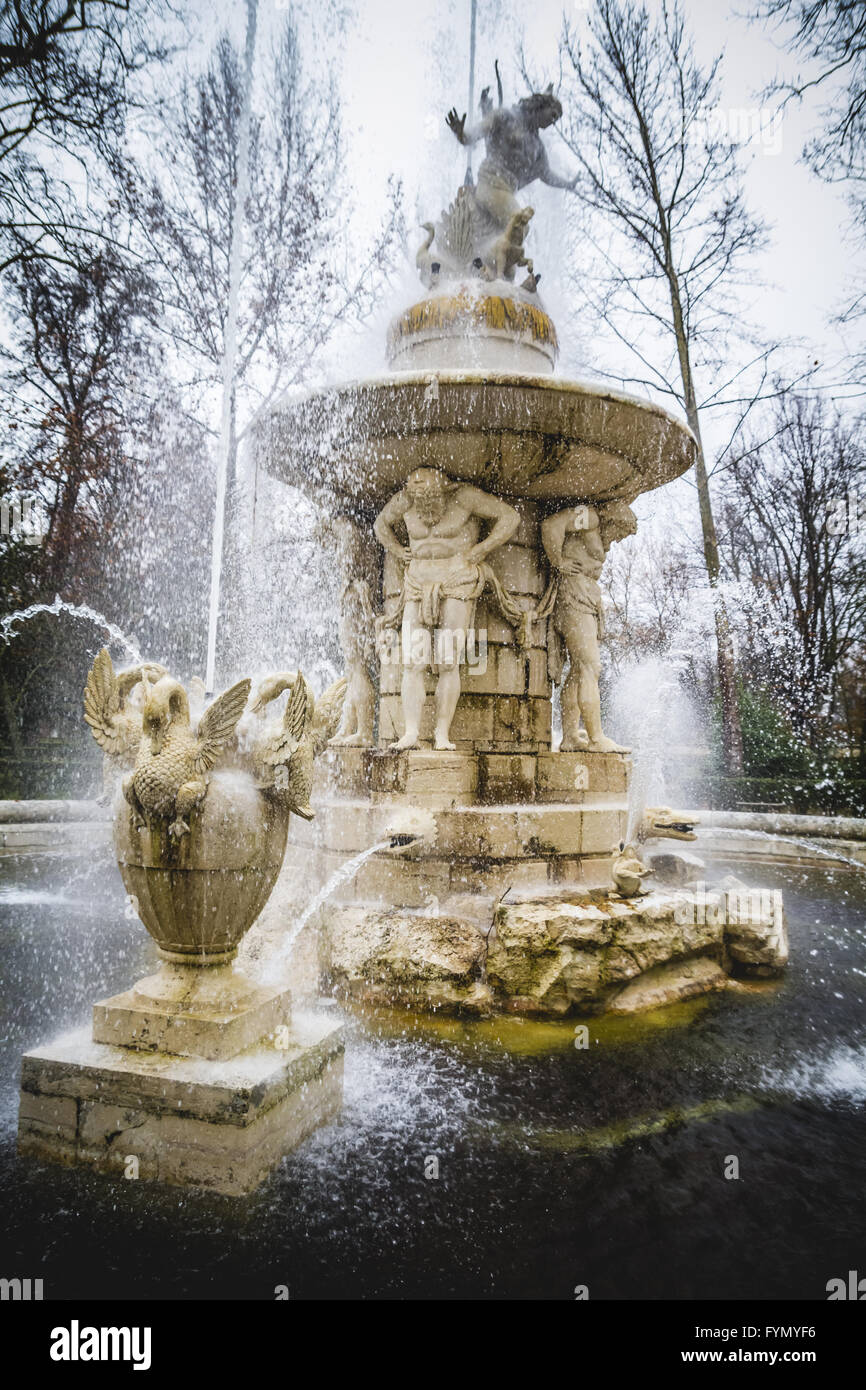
321, 905, 493, 1015
318, 884, 788, 1019
486, 892, 725, 1015
607, 957, 728, 1013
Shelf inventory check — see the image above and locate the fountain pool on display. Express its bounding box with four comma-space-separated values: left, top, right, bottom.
2, 844, 864, 1299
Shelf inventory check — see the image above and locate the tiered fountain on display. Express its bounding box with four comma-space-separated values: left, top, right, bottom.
256, 81, 788, 1017
16, 76, 789, 1198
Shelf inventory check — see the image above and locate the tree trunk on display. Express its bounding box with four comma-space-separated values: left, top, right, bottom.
692, 428, 744, 776
668, 276, 744, 774
0, 676, 24, 757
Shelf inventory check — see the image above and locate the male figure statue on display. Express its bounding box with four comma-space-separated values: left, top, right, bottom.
446, 86, 576, 231
316, 515, 377, 747
540, 501, 637, 753
374, 469, 521, 751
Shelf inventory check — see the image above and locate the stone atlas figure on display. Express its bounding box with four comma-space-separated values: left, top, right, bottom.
374, 468, 525, 750
539, 502, 637, 753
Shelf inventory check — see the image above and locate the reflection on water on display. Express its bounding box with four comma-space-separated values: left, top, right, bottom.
1, 850, 865, 1300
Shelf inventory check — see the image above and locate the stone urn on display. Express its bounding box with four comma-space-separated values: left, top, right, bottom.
82, 652, 346, 1059
114, 769, 291, 966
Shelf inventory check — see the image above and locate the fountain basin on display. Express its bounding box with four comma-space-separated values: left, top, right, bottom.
259, 371, 697, 512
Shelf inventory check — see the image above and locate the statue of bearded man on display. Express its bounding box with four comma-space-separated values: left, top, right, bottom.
374, 468, 521, 751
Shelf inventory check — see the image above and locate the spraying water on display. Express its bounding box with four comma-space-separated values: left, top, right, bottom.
704, 824, 866, 874
204, 0, 259, 694
0, 597, 142, 663
609, 655, 696, 843
261, 839, 393, 984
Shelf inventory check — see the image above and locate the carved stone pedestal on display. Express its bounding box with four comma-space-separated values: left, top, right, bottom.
18, 1011, 344, 1196
91, 961, 293, 1063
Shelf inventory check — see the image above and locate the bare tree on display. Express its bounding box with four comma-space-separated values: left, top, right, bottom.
554, 0, 779, 772
122, 17, 402, 679
0, 0, 165, 268
718, 393, 866, 746
756, 2, 866, 210
0, 245, 154, 599
756, 1, 866, 345
127, 19, 402, 466
0, 242, 161, 765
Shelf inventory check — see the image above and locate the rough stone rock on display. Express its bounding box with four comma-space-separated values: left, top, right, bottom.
607, 957, 728, 1013
319, 884, 787, 1018
723, 888, 788, 976
486, 892, 726, 1014
322, 905, 493, 1014
486, 899, 611, 1014
644, 849, 705, 886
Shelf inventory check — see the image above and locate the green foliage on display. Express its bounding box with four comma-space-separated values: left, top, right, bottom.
737, 686, 819, 779
703, 682, 866, 813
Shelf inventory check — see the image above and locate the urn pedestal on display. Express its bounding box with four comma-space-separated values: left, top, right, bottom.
18, 765, 346, 1193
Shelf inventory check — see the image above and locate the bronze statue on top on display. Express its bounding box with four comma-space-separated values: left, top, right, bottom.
446, 84, 576, 230
414, 77, 575, 290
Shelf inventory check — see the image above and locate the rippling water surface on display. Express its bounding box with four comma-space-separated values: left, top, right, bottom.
1, 849, 864, 1300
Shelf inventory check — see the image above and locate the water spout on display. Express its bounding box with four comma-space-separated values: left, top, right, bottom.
260, 838, 393, 985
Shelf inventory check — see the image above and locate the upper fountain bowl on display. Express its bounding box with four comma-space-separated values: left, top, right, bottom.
387, 282, 559, 374
258, 369, 698, 512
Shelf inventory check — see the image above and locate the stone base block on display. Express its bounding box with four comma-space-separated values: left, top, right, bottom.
370, 748, 477, 806
18, 1012, 345, 1195
92, 963, 293, 1062
378, 692, 551, 753
319, 745, 374, 796
319, 746, 632, 808
536, 749, 631, 802
477, 752, 537, 804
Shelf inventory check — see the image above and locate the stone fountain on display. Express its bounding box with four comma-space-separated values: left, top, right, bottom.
17, 656, 348, 1194
15, 72, 789, 1201
254, 78, 788, 1016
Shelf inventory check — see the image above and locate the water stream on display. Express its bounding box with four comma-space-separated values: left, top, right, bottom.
0, 597, 142, 664
260, 839, 393, 984
704, 823, 866, 873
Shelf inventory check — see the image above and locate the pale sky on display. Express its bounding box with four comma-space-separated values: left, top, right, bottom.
158, 0, 864, 484
331, 0, 862, 382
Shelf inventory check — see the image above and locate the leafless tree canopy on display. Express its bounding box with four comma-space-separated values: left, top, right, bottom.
128, 20, 402, 443
0, 0, 165, 268
719, 393, 866, 743
555, 0, 773, 771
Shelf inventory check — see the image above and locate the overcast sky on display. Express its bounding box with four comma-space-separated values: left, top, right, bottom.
335, 0, 861, 376
198, 1, 863, 389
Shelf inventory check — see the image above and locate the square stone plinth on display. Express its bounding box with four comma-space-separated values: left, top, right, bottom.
536, 750, 631, 802
92, 979, 292, 1063
18, 1012, 345, 1195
